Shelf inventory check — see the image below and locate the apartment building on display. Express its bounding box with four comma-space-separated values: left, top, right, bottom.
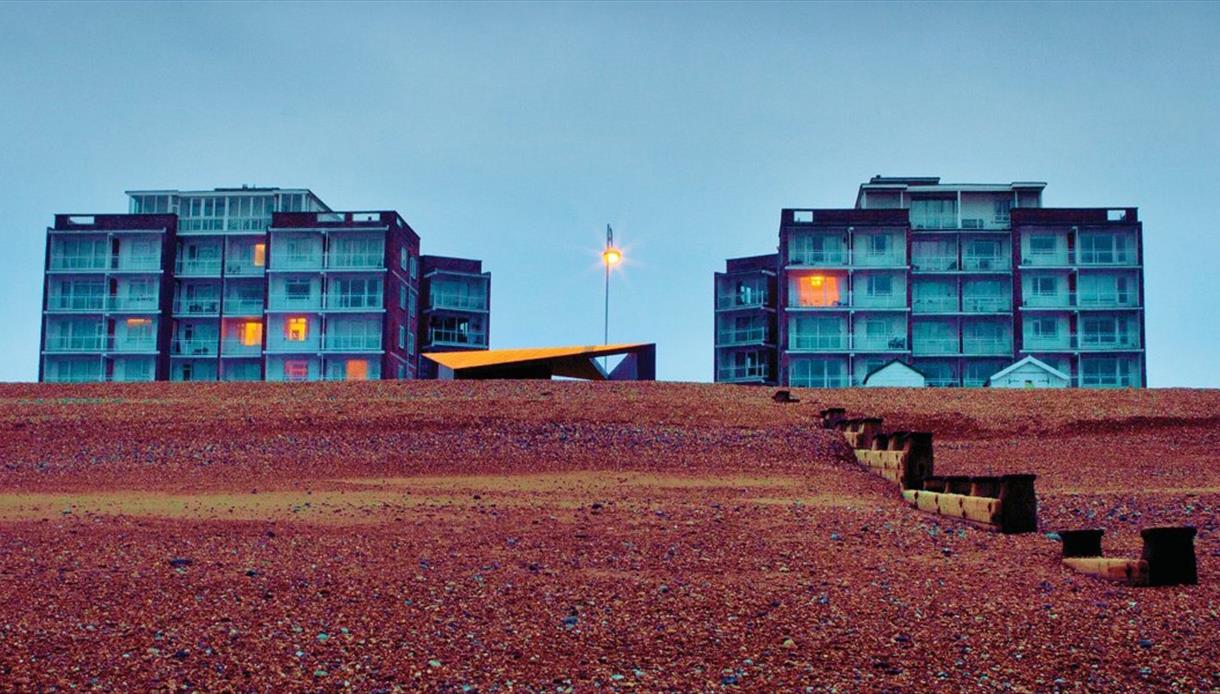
714, 176, 1145, 388
416, 255, 491, 379
39, 187, 490, 382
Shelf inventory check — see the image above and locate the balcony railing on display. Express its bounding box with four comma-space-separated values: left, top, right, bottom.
912, 337, 959, 355
961, 296, 1011, 313
175, 259, 223, 276
115, 256, 162, 272
270, 254, 323, 271
324, 293, 383, 311
172, 338, 219, 356
44, 336, 105, 352
427, 329, 487, 347
1022, 336, 1072, 351
221, 338, 262, 356
854, 335, 909, 351
108, 337, 158, 353
267, 294, 322, 310
789, 250, 849, 266
852, 294, 906, 309
1076, 334, 1140, 350
913, 297, 959, 313
173, 298, 221, 316
911, 255, 958, 272
430, 293, 488, 312
910, 214, 959, 230
716, 363, 769, 382
225, 261, 265, 276
108, 295, 160, 312
1020, 253, 1074, 267
961, 255, 1009, 271
326, 252, 385, 270
322, 335, 383, 351
1077, 291, 1138, 308
715, 292, 768, 310
962, 337, 1012, 355
853, 253, 906, 268
223, 298, 265, 315
49, 255, 109, 271
716, 327, 769, 346
1022, 293, 1072, 309
1078, 250, 1137, 266
788, 334, 847, 351
46, 295, 105, 312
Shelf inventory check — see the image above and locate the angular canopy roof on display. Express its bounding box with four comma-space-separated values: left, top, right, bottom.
423, 343, 656, 381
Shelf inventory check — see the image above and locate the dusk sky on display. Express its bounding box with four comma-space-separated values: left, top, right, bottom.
2, 1, 1217, 385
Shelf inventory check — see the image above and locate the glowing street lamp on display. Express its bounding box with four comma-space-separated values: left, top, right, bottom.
602, 225, 622, 369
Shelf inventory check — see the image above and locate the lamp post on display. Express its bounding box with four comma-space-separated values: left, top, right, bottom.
601, 224, 622, 372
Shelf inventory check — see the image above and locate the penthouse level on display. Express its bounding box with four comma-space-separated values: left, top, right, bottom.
714, 176, 1145, 388
39, 187, 491, 383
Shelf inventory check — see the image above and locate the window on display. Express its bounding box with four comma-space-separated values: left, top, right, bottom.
794, 274, 842, 307
399, 285, 407, 310
253, 243, 266, 267
286, 317, 308, 341
397, 363, 406, 379
400, 247, 408, 270
409, 255, 418, 279
398, 324, 406, 349
909, 199, 957, 229
868, 234, 889, 255
1030, 235, 1056, 255
408, 332, 416, 355
285, 278, 311, 300
1033, 276, 1057, 295
239, 321, 263, 347
284, 359, 309, 381
867, 275, 893, 296
1032, 318, 1057, 338
993, 199, 1012, 223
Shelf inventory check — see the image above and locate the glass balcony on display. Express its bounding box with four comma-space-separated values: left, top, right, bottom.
1022, 293, 1072, 309
716, 363, 769, 382
1076, 291, 1138, 309
109, 337, 158, 353
172, 338, 219, 356
1078, 250, 1137, 266
267, 294, 322, 310
716, 327, 769, 346
270, 254, 323, 271
108, 295, 160, 312
1022, 335, 1072, 351
912, 337, 959, 355
44, 336, 106, 352
913, 296, 959, 313
427, 328, 487, 347
225, 260, 265, 276
854, 335, 908, 351
962, 337, 1012, 355
1020, 252, 1074, 267
1076, 334, 1140, 350
788, 334, 848, 351
716, 291, 768, 310
961, 296, 1011, 313
221, 338, 262, 356
326, 252, 384, 270
789, 250, 849, 266
46, 294, 106, 312
115, 256, 162, 272
853, 253, 906, 268
852, 293, 906, 309
175, 259, 223, 276
173, 298, 221, 316
430, 293, 488, 311
911, 255, 958, 272
961, 255, 1008, 271
49, 255, 111, 272
324, 293, 383, 311
223, 297, 265, 315
322, 335, 383, 351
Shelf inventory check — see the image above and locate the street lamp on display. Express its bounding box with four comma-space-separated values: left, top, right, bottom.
602, 225, 622, 371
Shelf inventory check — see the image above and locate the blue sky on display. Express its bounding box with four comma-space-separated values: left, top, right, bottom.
1, 1, 1217, 385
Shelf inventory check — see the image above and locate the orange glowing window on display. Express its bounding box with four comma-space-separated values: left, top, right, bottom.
799, 275, 841, 307
253, 243, 266, 267
239, 321, 263, 346
125, 318, 152, 327
345, 359, 369, 381
285, 317, 308, 341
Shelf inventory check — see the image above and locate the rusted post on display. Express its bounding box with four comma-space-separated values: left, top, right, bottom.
1059, 529, 1104, 558
968, 476, 1003, 498
901, 432, 934, 490
1140, 526, 1198, 586
856, 417, 883, 450
820, 407, 846, 429
997, 474, 1037, 534
871, 432, 891, 450
945, 476, 973, 495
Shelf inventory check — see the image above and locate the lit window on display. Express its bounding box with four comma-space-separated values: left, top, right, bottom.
126, 318, 151, 327
798, 275, 840, 307
253, 243, 266, 267
345, 359, 369, 381
240, 321, 263, 346
286, 317, 308, 341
